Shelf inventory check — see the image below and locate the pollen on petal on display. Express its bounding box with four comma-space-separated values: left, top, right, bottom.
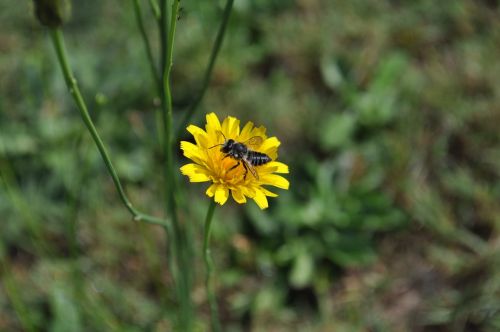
253, 189, 269, 209
231, 189, 247, 204
214, 185, 229, 205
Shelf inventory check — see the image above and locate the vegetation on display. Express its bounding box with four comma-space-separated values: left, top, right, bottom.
1, 0, 500, 331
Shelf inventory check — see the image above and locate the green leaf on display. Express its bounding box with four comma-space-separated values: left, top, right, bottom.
289, 253, 314, 288
319, 112, 356, 150
355, 53, 408, 126
320, 56, 344, 91
49, 284, 82, 332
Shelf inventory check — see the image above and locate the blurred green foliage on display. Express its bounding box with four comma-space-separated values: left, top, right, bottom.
1, 0, 500, 331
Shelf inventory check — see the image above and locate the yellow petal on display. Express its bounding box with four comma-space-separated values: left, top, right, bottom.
180, 164, 211, 182
222, 116, 240, 139
272, 161, 289, 173
241, 185, 256, 198
260, 137, 280, 159
252, 125, 267, 138
231, 189, 247, 204
187, 125, 209, 148
206, 184, 218, 197
259, 161, 289, 174
214, 185, 229, 205
239, 121, 254, 142
253, 189, 268, 209
261, 136, 280, 148
180, 141, 205, 164
261, 187, 278, 197
205, 113, 222, 137
260, 174, 290, 189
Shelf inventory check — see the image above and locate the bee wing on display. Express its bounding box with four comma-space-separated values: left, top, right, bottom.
244, 136, 264, 148
242, 157, 259, 180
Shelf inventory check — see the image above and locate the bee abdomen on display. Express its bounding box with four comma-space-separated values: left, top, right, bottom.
248, 151, 272, 166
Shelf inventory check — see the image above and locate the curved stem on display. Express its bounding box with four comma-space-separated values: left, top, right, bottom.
49, 29, 168, 228
176, 0, 234, 139
132, 0, 160, 90
203, 200, 221, 332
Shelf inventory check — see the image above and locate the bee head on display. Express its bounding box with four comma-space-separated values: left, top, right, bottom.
221, 139, 235, 153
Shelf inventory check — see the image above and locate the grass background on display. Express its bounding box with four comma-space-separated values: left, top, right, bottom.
1, 0, 500, 331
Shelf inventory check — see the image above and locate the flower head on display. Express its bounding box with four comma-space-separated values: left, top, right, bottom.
180, 113, 289, 209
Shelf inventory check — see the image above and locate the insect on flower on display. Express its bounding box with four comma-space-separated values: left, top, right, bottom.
209, 131, 272, 180
180, 113, 289, 209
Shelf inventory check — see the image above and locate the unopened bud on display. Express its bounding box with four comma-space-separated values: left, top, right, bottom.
33, 0, 71, 28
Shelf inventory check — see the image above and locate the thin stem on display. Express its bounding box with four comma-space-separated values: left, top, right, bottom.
148, 0, 161, 20
159, 0, 169, 78
159, 1, 192, 329
132, 0, 160, 89
49, 29, 168, 228
176, 0, 234, 139
203, 200, 221, 332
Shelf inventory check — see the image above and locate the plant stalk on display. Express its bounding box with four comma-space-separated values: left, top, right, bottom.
203, 200, 221, 332
132, 0, 160, 89
159, 0, 193, 329
49, 29, 167, 228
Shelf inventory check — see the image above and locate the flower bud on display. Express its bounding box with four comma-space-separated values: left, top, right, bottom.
33, 0, 71, 28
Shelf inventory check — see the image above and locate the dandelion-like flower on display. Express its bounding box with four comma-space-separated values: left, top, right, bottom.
180, 113, 289, 209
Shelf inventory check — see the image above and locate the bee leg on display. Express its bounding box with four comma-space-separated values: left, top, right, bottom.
242, 161, 248, 180
227, 161, 240, 173
222, 154, 230, 160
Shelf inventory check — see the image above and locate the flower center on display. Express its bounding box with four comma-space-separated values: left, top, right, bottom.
208, 150, 248, 184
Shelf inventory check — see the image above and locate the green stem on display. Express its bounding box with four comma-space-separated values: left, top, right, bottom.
160, 1, 192, 329
148, 0, 161, 20
132, 0, 160, 90
203, 200, 221, 332
49, 29, 168, 228
176, 0, 234, 139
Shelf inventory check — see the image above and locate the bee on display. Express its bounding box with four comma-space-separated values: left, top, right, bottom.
209, 131, 272, 180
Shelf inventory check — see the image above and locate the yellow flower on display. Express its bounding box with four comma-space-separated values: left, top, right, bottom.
180, 113, 289, 209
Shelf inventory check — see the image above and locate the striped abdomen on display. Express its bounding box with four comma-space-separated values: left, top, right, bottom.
247, 150, 272, 166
